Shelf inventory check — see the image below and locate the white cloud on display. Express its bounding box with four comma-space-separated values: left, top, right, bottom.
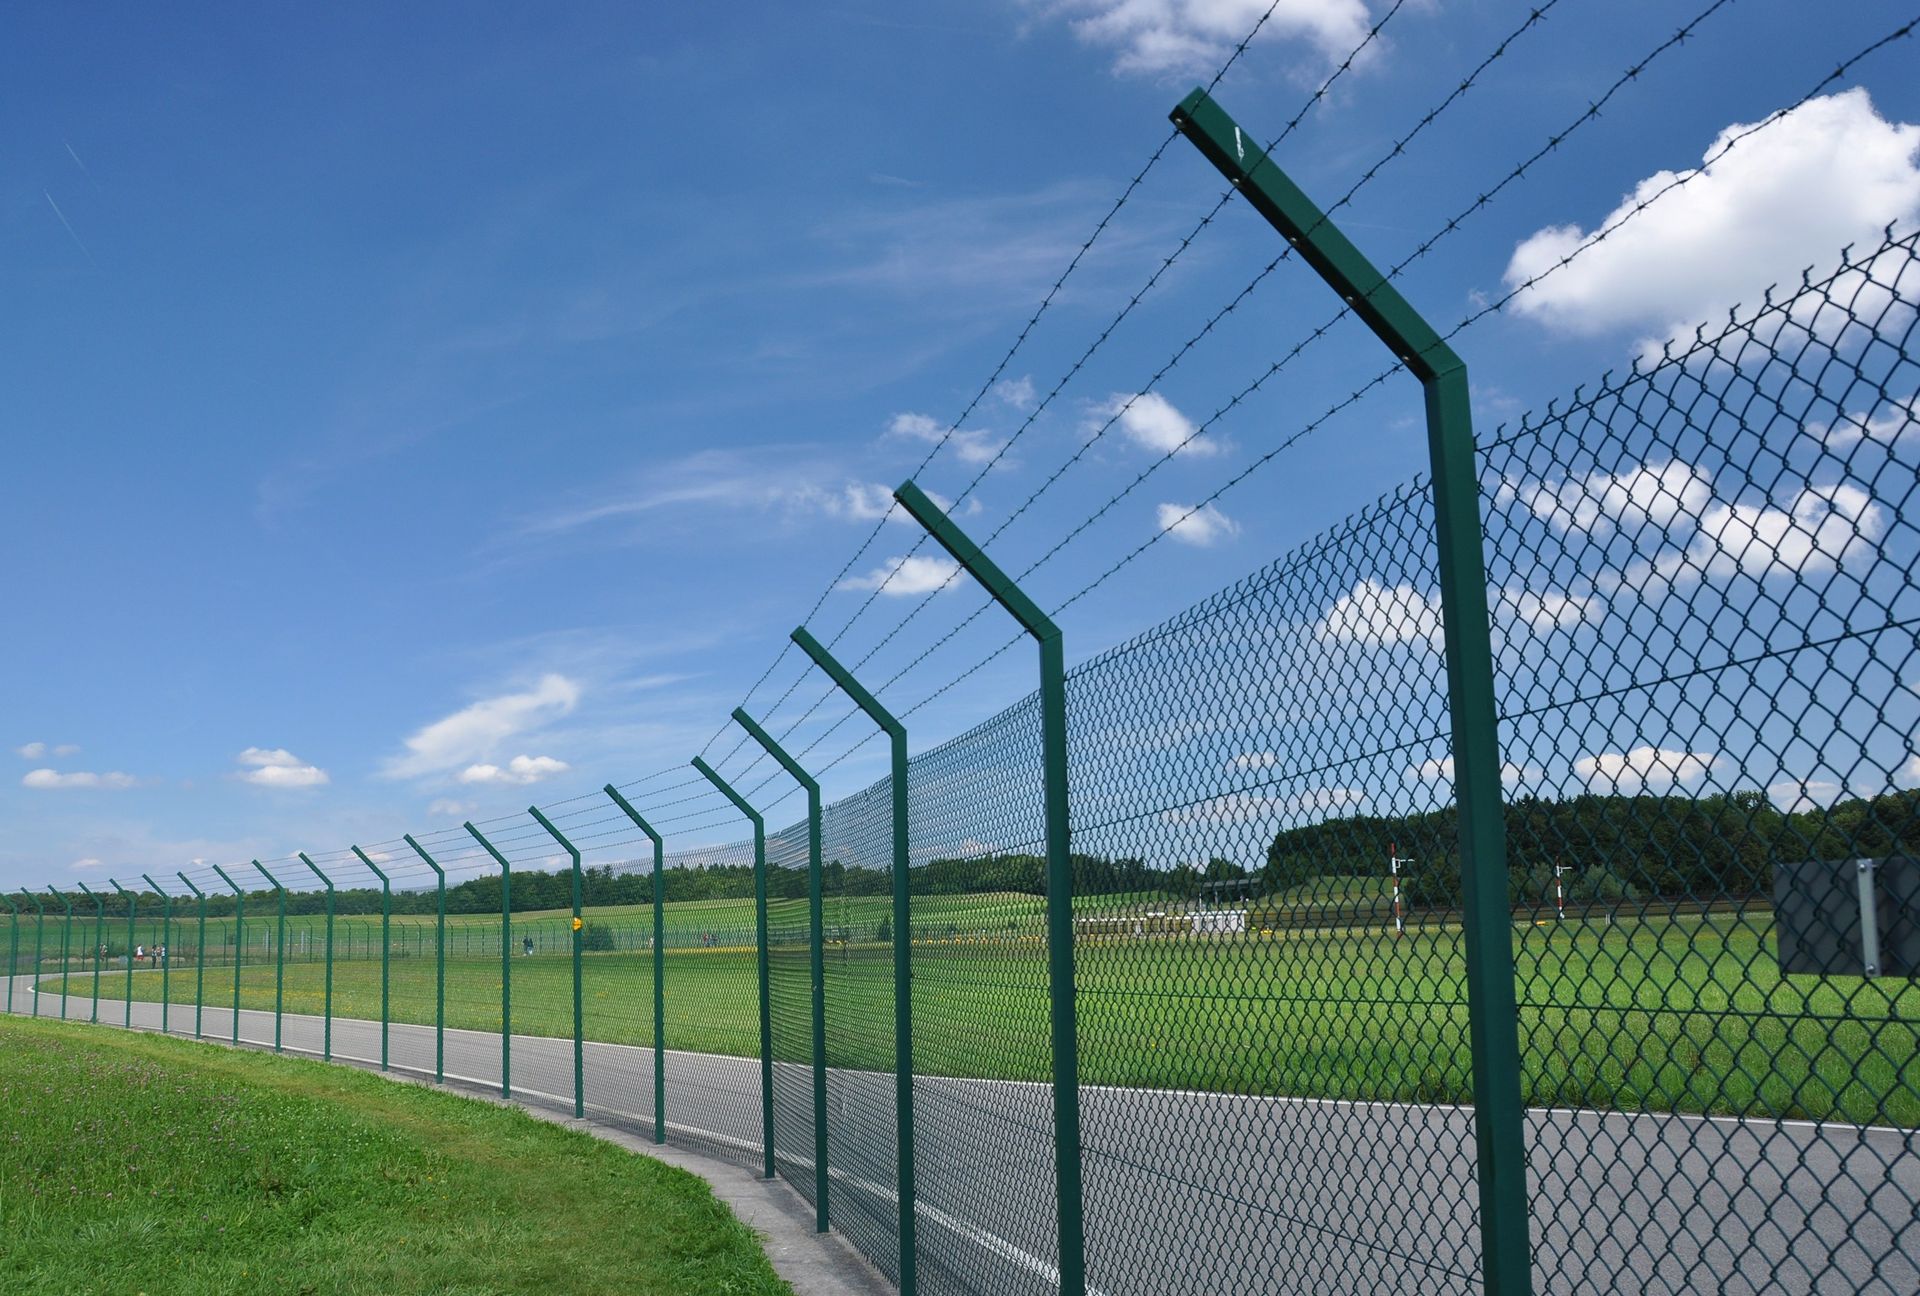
1316, 579, 1442, 649
838, 554, 964, 596
15, 742, 45, 759
832, 481, 974, 524
1817, 392, 1919, 449
1157, 502, 1239, 547
1048, 0, 1375, 78
71, 858, 104, 870
1504, 90, 1920, 351
55, 743, 79, 757
1095, 392, 1219, 458
1229, 751, 1278, 771
886, 412, 1006, 466
1767, 779, 1847, 814
1574, 746, 1720, 792
1505, 589, 1597, 633
1518, 460, 1712, 536
22, 768, 136, 790
235, 747, 329, 789
1409, 756, 1543, 789
1162, 786, 1364, 825
383, 674, 580, 780
1671, 483, 1884, 581
457, 755, 571, 787
427, 798, 476, 817
993, 376, 1037, 411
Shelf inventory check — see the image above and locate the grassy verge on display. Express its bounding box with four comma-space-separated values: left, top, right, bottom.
40, 910, 1920, 1126
0, 1016, 792, 1296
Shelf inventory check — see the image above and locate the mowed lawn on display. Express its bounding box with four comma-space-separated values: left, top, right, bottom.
0, 1016, 791, 1296
45, 908, 1919, 1126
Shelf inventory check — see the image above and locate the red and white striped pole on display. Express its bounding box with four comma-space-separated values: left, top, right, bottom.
1389, 843, 1406, 938
1553, 862, 1568, 921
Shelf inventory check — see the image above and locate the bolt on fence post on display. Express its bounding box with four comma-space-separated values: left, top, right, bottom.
1171, 88, 1532, 1296
110, 879, 137, 1028
691, 757, 777, 1182
528, 808, 586, 1119
465, 822, 513, 1098
792, 625, 918, 1294
3, 894, 16, 1016
891, 478, 1087, 1291
732, 706, 831, 1232
604, 787, 666, 1143
47, 888, 73, 1021
253, 862, 288, 1052
298, 854, 336, 1061
351, 847, 392, 1070
178, 874, 206, 1039
75, 881, 105, 1024
22, 893, 46, 1018
142, 876, 172, 1034
403, 835, 446, 1083
210, 865, 246, 1044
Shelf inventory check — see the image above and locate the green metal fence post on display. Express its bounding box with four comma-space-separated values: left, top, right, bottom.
528, 808, 586, 1119
252, 862, 288, 1053
297, 853, 336, 1061
47, 888, 72, 1021
1171, 87, 1532, 1296
210, 865, 245, 1045
178, 874, 206, 1040
691, 757, 776, 1182
110, 879, 137, 1028
792, 625, 918, 1293
603, 787, 666, 1143
732, 707, 831, 1231
75, 881, 104, 1024
351, 847, 392, 1070
22, 893, 46, 1018
141, 876, 172, 1035
891, 478, 1086, 1291
464, 822, 513, 1098
403, 835, 447, 1083
3, 894, 16, 1015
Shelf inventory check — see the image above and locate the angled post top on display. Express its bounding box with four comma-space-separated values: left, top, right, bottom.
297, 852, 333, 889
732, 708, 819, 795
253, 859, 286, 892
603, 784, 664, 845
1169, 87, 1464, 385
791, 626, 904, 740
894, 479, 1059, 644
351, 845, 390, 884
464, 821, 513, 871
176, 872, 205, 897
692, 757, 763, 827
528, 806, 581, 861
403, 834, 445, 877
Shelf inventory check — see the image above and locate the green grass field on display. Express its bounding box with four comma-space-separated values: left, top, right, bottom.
0, 1016, 791, 1296
39, 900, 1920, 1127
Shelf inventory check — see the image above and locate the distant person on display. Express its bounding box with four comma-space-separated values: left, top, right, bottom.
523, 935, 534, 957
135, 944, 145, 964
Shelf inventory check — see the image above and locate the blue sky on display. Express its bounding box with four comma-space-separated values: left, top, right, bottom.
4, 1, 1918, 892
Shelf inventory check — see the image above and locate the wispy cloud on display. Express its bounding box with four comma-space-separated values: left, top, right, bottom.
43, 191, 98, 269
383, 675, 580, 780
22, 768, 136, 790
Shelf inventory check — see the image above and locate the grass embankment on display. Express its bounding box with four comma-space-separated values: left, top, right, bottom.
0, 1016, 792, 1296
44, 908, 1920, 1126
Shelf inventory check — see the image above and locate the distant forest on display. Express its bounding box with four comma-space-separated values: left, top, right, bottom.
83, 789, 1920, 919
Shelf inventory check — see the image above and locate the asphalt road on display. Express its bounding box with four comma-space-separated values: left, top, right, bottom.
6, 978, 1913, 1296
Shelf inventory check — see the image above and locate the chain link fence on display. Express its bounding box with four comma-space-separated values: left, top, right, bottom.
4, 230, 1915, 1294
